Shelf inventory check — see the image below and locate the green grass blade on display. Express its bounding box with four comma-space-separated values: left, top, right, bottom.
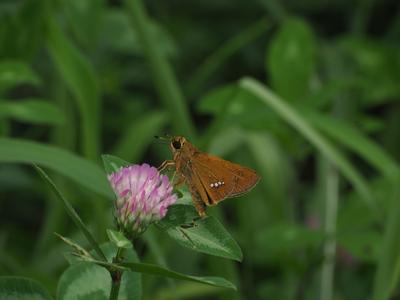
124, 0, 195, 138
45, 15, 100, 161
298, 107, 400, 179
33, 165, 107, 262
0, 99, 66, 125
0, 61, 41, 93
239, 77, 374, 208
186, 18, 271, 97
0, 138, 113, 198
372, 184, 400, 300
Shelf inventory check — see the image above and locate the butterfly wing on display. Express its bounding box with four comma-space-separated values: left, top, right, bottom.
190, 152, 260, 206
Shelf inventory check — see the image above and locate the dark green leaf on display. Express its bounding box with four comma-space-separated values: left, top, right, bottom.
187, 18, 270, 96
0, 99, 65, 125
298, 107, 400, 179
0, 138, 113, 198
158, 205, 242, 261
0, 276, 53, 300
255, 223, 324, 261
340, 37, 400, 105
125, 0, 195, 138
373, 185, 400, 300
57, 263, 110, 300
267, 17, 316, 102
65, 0, 104, 49
197, 84, 238, 115
46, 15, 100, 160
338, 230, 380, 263
58, 245, 141, 300
0, 61, 40, 92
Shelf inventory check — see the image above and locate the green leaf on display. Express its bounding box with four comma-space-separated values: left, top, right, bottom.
338, 230, 381, 263
0, 138, 113, 198
0, 276, 53, 300
101, 9, 177, 57
107, 229, 132, 249
372, 183, 400, 300
64, 0, 104, 49
298, 107, 400, 179
58, 247, 141, 300
339, 37, 400, 105
187, 18, 270, 96
267, 17, 316, 102
0, 61, 41, 92
33, 165, 107, 262
57, 263, 110, 300
112, 111, 168, 162
125, 0, 195, 138
0, 99, 65, 125
120, 261, 236, 290
102, 154, 130, 175
157, 205, 243, 261
46, 15, 100, 160
197, 84, 238, 115
255, 223, 324, 262
239, 77, 374, 209
245, 132, 291, 221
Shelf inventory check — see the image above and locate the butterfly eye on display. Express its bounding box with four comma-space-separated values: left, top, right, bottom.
172, 140, 181, 149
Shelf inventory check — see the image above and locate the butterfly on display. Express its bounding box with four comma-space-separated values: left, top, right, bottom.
158, 136, 260, 217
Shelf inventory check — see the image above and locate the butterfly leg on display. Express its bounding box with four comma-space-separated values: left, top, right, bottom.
158, 160, 175, 172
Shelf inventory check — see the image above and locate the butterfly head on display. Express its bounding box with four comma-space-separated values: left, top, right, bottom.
170, 136, 186, 153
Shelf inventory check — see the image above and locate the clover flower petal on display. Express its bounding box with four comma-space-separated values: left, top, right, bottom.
108, 163, 177, 237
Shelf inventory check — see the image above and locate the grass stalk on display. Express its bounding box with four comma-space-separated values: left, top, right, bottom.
319, 161, 339, 300
125, 0, 196, 139
186, 18, 271, 97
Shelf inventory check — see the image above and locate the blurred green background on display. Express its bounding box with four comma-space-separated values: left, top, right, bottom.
1, 0, 400, 299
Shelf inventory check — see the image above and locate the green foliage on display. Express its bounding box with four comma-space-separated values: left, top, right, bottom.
267, 17, 316, 102
158, 204, 243, 261
34, 165, 107, 262
120, 261, 236, 290
0, 276, 53, 300
1, 0, 400, 299
0, 61, 40, 92
0, 138, 113, 197
46, 14, 100, 160
0, 99, 65, 125
58, 243, 141, 300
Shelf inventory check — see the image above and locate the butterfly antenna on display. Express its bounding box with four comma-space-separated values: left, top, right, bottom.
154, 135, 170, 144
154, 135, 172, 140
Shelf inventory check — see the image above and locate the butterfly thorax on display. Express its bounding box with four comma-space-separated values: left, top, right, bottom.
173, 140, 199, 178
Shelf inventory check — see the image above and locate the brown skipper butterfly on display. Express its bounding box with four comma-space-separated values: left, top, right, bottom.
158, 136, 260, 217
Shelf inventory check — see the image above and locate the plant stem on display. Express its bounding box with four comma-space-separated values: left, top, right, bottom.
109, 247, 125, 300
319, 161, 339, 300
109, 271, 122, 300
